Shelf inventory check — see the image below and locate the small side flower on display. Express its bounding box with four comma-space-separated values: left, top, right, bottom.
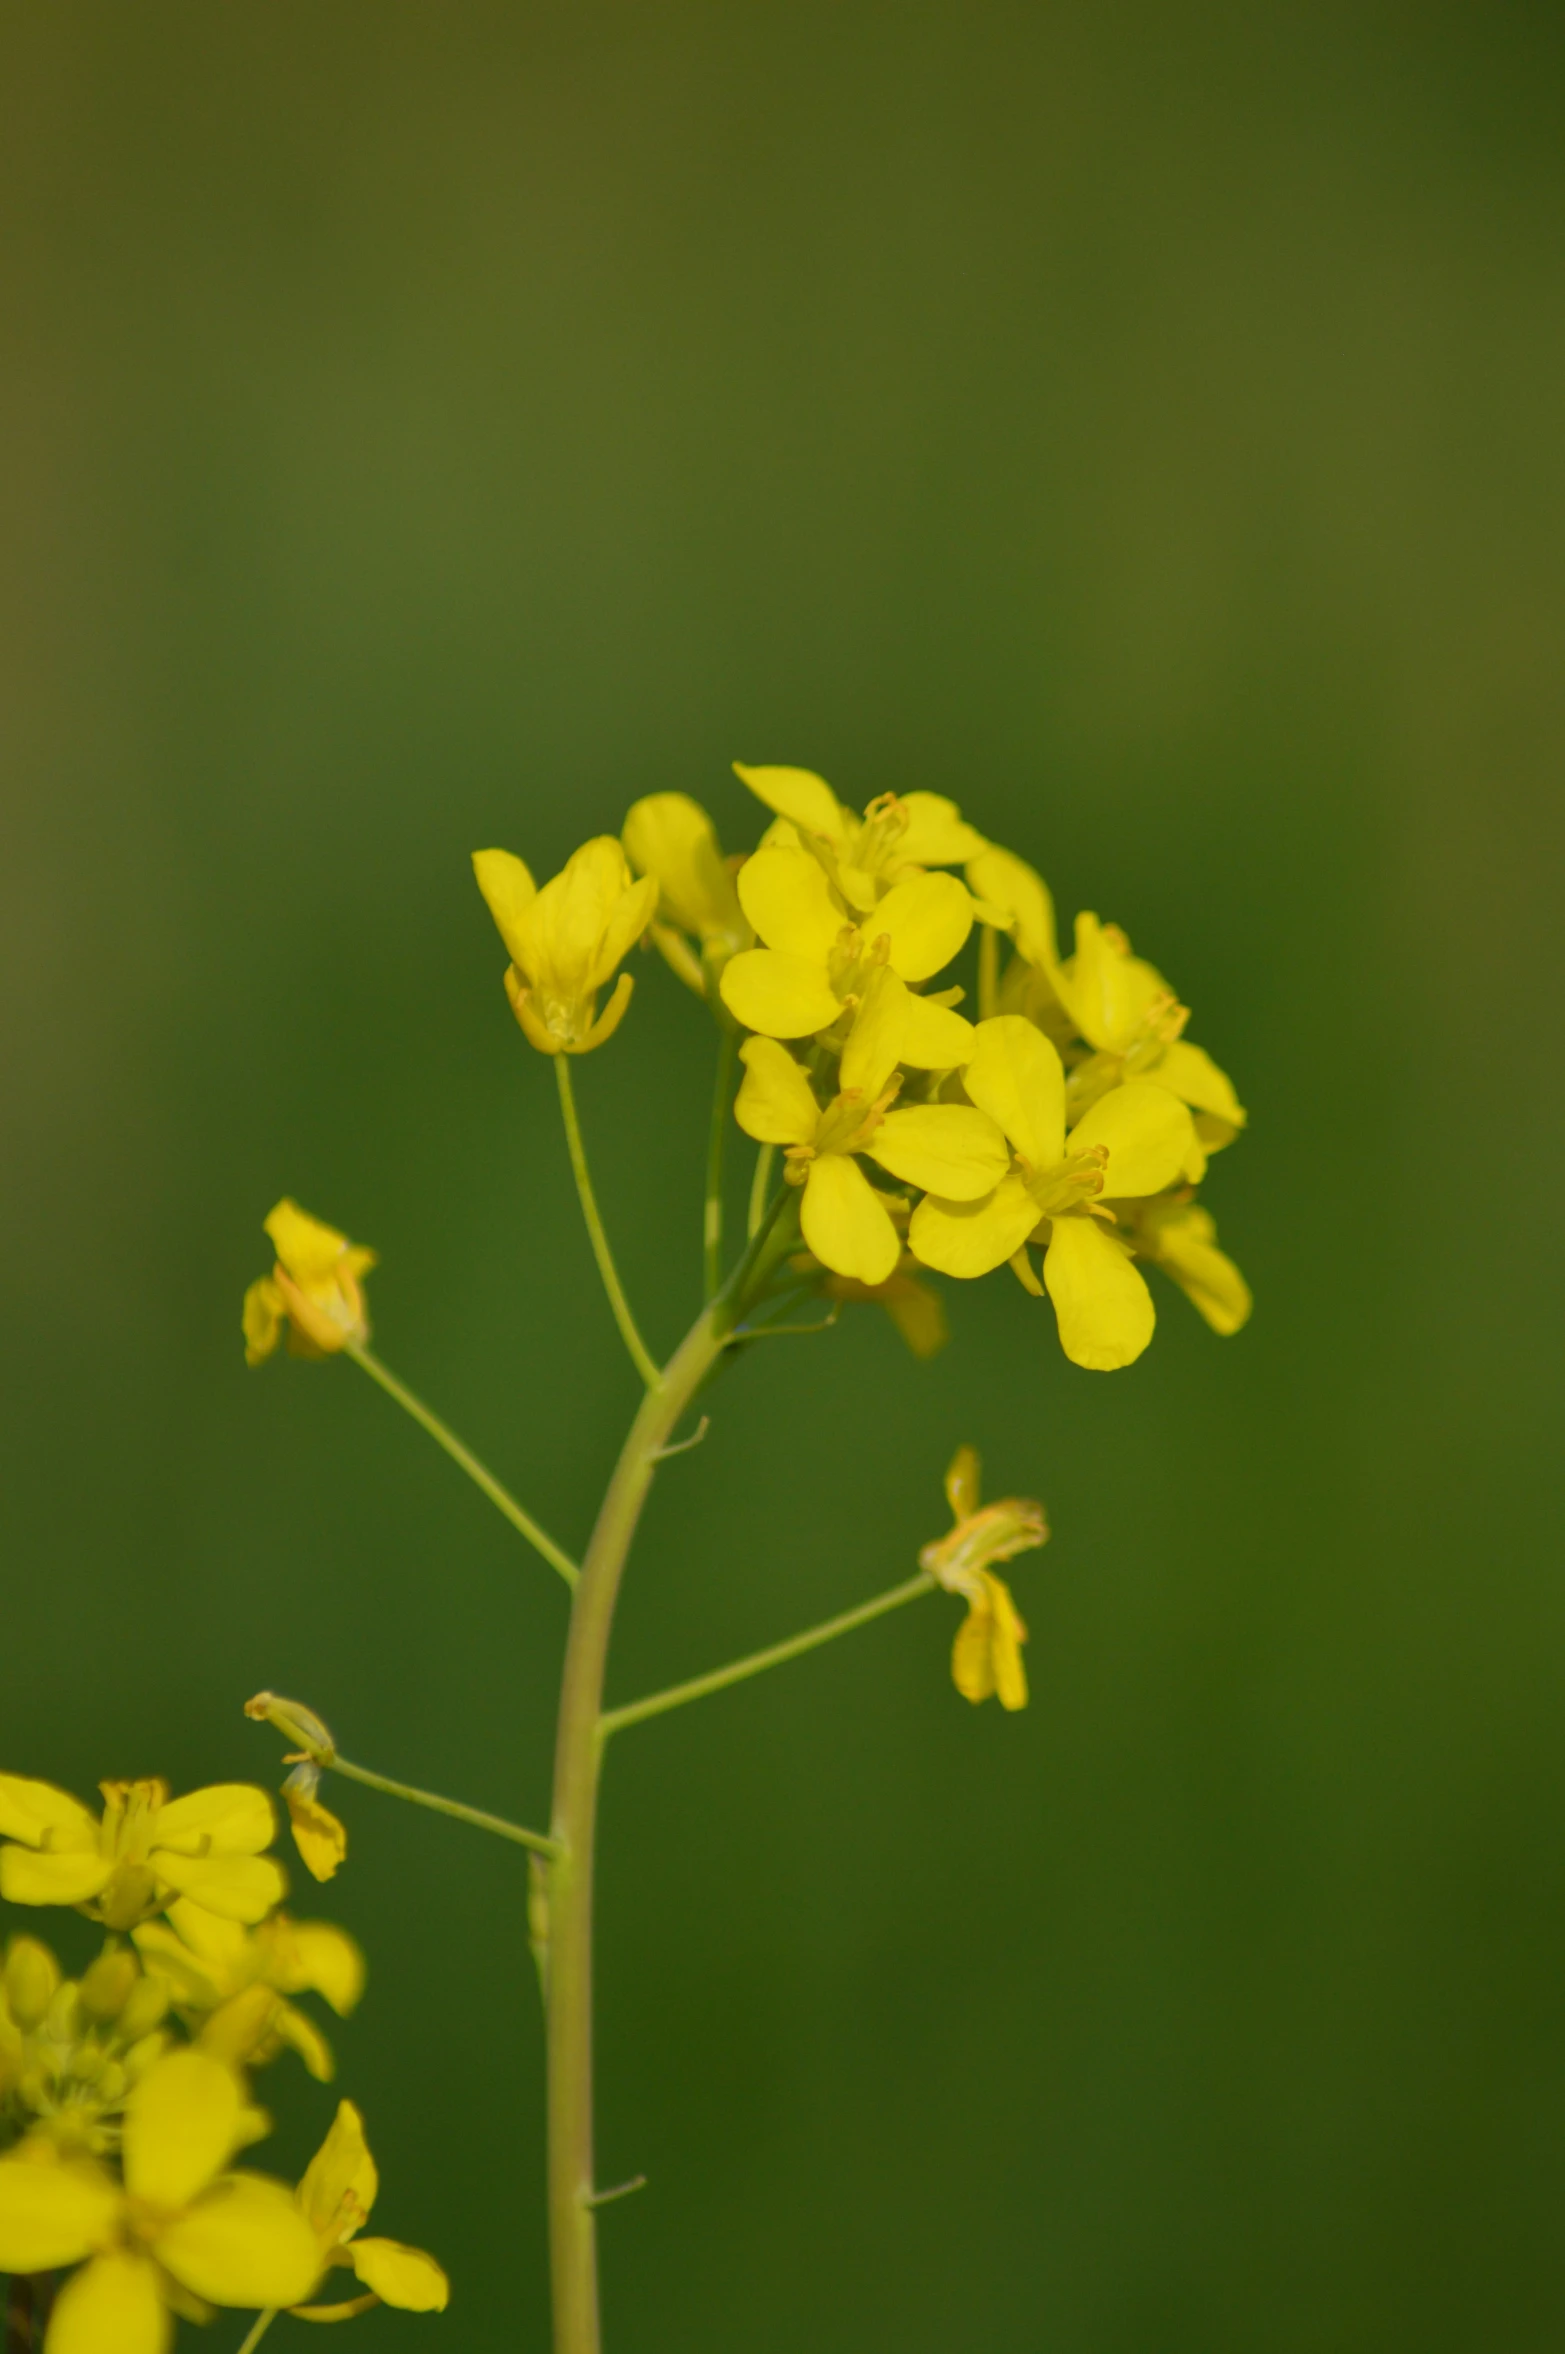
919, 1447, 1048, 1711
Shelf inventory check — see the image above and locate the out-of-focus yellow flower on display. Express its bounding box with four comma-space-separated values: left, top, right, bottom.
135, 1900, 363, 2085
1119, 1193, 1253, 1336
1051, 914, 1246, 1175
473, 837, 657, 1054
623, 793, 751, 1000
816, 1263, 950, 1359
243, 1201, 375, 1366
0, 1777, 286, 1932
919, 1447, 1048, 1710
909, 1017, 1195, 1369
1, 1936, 171, 2157
966, 844, 1060, 976
735, 764, 987, 913
291, 2099, 449, 2321
0, 2047, 322, 2343
735, 982, 1008, 1286
720, 842, 977, 1043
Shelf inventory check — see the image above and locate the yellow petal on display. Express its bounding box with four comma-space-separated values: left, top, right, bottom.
577, 969, 636, 1053
0, 2157, 119, 2271
735, 845, 846, 961
837, 966, 906, 1099
1055, 912, 1169, 1053
162, 1899, 251, 1971
720, 949, 841, 1039
470, 849, 537, 966
285, 1794, 347, 1884
799, 1157, 900, 1285
868, 871, 972, 982
271, 2001, 336, 2084
963, 1017, 1065, 1168
277, 1923, 365, 2017
154, 1853, 287, 1924
732, 762, 848, 845
263, 1201, 351, 1289
1135, 1199, 1252, 1336
944, 1445, 982, 1520
950, 1597, 996, 1703
894, 990, 976, 1069
48, 2252, 170, 2354
124, 2049, 245, 2210
588, 871, 658, 992
298, 2100, 378, 2243
908, 1174, 1041, 1279
0, 1773, 98, 1847
734, 1038, 820, 1146
242, 1277, 286, 1365
983, 1571, 1030, 1711
895, 792, 987, 866
155, 1785, 275, 1858
519, 838, 633, 999
624, 794, 744, 941
156, 2177, 324, 2311
878, 1274, 949, 1359
1042, 1215, 1155, 1370
965, 845, 1058, 973
871, 1107, 1009, 1201
0, 1848, 113, 1907
348, 2237, 450, 2312
1067, 1081, 1194, 1199
131, 1922, 225, 2007
1150, 1039, 1245, 1126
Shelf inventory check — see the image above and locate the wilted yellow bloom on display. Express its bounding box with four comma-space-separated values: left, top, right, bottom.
720, 842, 977, 1042
919, 1447, 1048, 1710
735, 764, 986, 912
292, 2099, 449, 2320
623, 792, 751, 999
735, 981, 1008, 1286
278, 1763, 348, 1884
0, 2047, 322, 2343
473, 836, 657, 1054
135, 1899, 363, 2085
1119, 1193, 1253, 1336
909, 1017, 1195, 1369
0, 1776, 286, 1931
244, 1200, 375, 1366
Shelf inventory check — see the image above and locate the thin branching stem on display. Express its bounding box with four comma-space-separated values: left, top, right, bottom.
234, 2312, 277, 2354
324, 1752, 558, 1858
346, 1344, 578, 1588
554, 1056, 662, 1390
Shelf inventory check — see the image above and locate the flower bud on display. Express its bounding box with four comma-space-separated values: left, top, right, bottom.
5, 1936, 61, 2030
116, 1973, 170, 2044
79, 1946, 140, 2022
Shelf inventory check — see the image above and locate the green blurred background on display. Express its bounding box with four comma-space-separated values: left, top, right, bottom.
4, 6, 1563, 2347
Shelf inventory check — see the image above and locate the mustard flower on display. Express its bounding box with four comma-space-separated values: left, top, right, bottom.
472, 836, 658, 1054
919, 1447, 1048, 1710
909, 1016, 1195, 1369
1117, 1192, 1253, 1336
0, 2047, 323, 2345
622, 792, 751, 999
734, 978, 1008, 1286
719, 841, 976, 1042
291, 2098, 448, 2320
243, 1200, 375, 1366
734, 764, 987, 912
135, 1900, 364, 2085
1, 1937, 171, 2158
0, 1777, 286, 1932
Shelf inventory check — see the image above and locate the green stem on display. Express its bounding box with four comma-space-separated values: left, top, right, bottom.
746, 1141, 776, 1239
346, 1343, 578, 1588
704, 1029, 738, 1299
599, 1573, 935, 1740
324, 1752, 558, 1857
233, 2312, 277, 2354
555, 1056, 662, 1391
546, 1305, 729, 2354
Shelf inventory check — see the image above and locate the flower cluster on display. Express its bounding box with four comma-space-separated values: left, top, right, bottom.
0, 1771, 445, 2348
469, 762, 1249, 1371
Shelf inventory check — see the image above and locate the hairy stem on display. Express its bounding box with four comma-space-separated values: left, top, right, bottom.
704, 1028, 738, 1299
546, 1306, 729, 2354
555, 1057, 662, 1391
599, 1573, 935, 1739
346, 1344, 578, 1588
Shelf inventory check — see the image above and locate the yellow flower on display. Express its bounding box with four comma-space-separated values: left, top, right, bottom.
918, 1447, 1048, 1710
622, 793, 752, 999
1118, 1192, 1253, 1336
291, 2099, 449, 2320
735, 764, 987, 912
472, 836, 658, 1054
734, 978, 1009, 1286
0, 2047, 323, 2345
720, 840, 977, 1042
0, 1776, 286, 1932
0, 1937, 172, 2158
243, 1201, 375, 1366
1052, 914, 1245, 1176
966, 843, 1060, 978
908, 1017, 1196, 1369
135, 1901, 364, 2086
